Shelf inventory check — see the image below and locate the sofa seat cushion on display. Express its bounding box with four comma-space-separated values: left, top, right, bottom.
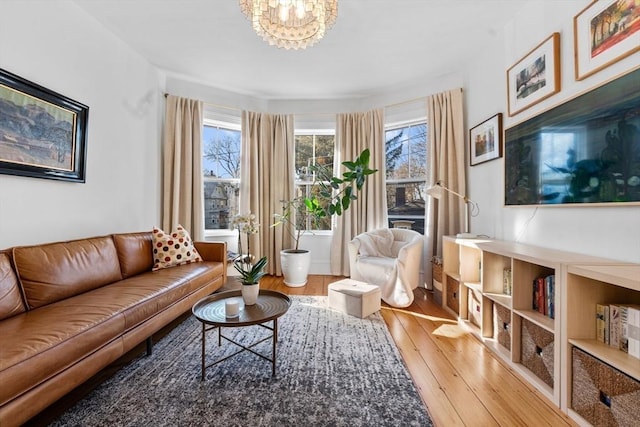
0, 300, 126, 406
102, 261, 224, 330
0, 261, 224, 406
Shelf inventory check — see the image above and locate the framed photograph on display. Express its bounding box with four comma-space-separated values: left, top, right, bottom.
574, 0, 640, 81
0, 68, 88, 182
470, 113, 503, 166
507, 32, 561, 117
504, 67, 640, 206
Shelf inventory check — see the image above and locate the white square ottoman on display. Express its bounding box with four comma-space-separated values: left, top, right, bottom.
328, 279, 381, 318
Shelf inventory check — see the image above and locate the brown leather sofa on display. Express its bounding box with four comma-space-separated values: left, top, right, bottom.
0, 231, 226, 427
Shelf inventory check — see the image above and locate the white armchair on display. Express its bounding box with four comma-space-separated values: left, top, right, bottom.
348, 228, 424, 308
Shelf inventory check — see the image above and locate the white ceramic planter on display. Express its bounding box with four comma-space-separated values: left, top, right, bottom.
280, 249, 311, 287
241, 283, 259, 305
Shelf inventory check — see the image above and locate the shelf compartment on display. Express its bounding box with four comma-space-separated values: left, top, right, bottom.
571, 346, 640, 426
482, 251, 511, 294
519, 317, 555, 389
570, 339, 640, 380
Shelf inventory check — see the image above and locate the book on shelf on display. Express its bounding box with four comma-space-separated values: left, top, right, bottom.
545, 275, 555, 319
596, 303, 609, 345
533, 277, 546, 315
502, 268, 512, 296
610, 304, 621, 348
627, 305, 640, 359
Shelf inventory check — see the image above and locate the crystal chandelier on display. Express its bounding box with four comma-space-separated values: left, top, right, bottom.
239, 0, 338, 50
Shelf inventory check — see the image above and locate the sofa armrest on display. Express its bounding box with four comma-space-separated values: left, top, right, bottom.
194, 241, 227, 263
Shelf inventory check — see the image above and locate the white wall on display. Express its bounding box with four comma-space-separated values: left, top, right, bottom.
465, 0, 640, 263
0, 0, 164, 248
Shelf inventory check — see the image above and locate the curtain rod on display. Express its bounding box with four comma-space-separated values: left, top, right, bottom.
164, 93, 241, 112
163, 89, 463, 114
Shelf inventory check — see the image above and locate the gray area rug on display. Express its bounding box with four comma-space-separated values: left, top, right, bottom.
51, 296, 432, 426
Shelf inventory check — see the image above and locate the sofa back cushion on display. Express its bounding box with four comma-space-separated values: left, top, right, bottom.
0, 252, 26, 320
112, 232, 153, 279
13, 236, 123, 309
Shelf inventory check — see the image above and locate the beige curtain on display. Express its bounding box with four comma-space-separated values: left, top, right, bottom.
425, 89, 466, 284
330, 109, 387, 276
240, 111, 295, 276
162, 95, 204, 240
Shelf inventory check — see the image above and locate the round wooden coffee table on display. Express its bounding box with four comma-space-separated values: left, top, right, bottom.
192, 289, 291, 379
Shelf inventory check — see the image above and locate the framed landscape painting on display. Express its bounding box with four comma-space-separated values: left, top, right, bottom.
0, 68, 88, 182
574, 0, 640, 81
507, 32, 561, 116
470, 113, 502, 166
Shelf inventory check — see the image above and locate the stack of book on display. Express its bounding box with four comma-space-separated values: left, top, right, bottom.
596, 303, 640, 359
532, 275, 554, 319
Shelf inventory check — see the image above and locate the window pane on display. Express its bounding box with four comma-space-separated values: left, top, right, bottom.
385, 122, 427, 234
295, 133, 335, 231
203, 124, 241, 230
204, 180, 240, 230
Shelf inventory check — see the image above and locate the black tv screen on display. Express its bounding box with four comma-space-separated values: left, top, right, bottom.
504, 67, 640, 206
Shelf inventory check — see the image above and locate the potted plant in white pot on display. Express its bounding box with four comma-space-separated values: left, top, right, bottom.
231, 213, 267, 304
273, 148, 378, 287
234, 255, 268, 305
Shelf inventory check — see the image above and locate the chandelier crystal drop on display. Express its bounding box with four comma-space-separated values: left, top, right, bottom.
239, 0, 338, 50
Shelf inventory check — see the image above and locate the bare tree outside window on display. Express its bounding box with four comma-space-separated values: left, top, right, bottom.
202, 124, 241, 230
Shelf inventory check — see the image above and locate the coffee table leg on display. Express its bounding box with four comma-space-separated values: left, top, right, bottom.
272, 319, 278, 376
201, 322, 206, 381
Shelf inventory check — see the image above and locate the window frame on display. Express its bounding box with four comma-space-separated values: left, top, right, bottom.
202, 118, 242, 238
294, 129, 335, 235
385, 119, 428, 234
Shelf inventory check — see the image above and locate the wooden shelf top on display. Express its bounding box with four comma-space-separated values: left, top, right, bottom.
568, 264, 640, 291
476, 240, 622, 266
485, 292, 512, 309
514, 308, 555, 332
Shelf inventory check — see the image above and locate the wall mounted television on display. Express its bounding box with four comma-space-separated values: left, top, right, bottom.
505, 67, 640, 206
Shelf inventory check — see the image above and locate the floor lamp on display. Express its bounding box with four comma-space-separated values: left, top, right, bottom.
426, 181, 478, 238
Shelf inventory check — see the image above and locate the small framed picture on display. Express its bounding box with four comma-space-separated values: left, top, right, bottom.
507, 32, 561, 116
470, 113, 503, 166
0, 68, 89, 182
574, 0, 640, 81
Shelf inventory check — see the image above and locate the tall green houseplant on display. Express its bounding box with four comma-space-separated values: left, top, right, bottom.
273, 148, 377, 287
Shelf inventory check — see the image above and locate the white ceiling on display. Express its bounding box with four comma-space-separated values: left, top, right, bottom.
73, 0, 531, 100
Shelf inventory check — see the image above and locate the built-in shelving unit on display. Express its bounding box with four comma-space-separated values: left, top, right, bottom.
442, 236, 640, 425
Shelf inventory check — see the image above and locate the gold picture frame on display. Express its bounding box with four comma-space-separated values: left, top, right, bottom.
506, 32, 561, 117
574, 0, 640, 81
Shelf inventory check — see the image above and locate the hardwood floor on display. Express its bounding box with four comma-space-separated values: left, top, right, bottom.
31, 274, 577, 426
260, 274, 577, 427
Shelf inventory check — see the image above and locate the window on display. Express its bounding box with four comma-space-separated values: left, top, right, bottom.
295, 132, 335, 231
385, 122, 427, 234
202, 121, 241, 231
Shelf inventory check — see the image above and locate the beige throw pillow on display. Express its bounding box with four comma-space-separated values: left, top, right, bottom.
152, 225, 202, 271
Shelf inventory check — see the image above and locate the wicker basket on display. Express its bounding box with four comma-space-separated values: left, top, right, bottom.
446, 276, 459, 315
520, 318, 554, 388
493, 304, 511, 351
572, 347, 640, 426
432, 262, 443, 283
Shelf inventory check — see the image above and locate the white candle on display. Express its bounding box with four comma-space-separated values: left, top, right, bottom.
225, 300, 239, 318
